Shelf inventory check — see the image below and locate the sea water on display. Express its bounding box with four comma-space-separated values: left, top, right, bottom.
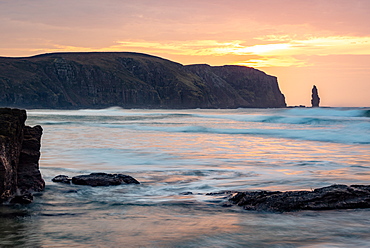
1, 107, 370, 247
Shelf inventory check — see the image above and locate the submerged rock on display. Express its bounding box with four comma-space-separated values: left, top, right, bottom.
9, 193, 33, 204
52, 173, 140, 186
0, 108, 45, 204
229, 184, 370, 212
179, 192, 193, 195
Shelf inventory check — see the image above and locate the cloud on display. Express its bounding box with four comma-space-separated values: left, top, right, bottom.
1, 0, 370, 69
0, 0, 369, 106
111, 36, 370, 67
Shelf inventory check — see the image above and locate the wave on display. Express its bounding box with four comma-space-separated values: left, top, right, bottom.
98, 123, 370, 144
28, 107, 370, 144
30, 110, 283, 127
39, 121, 84, 126
28, 107, 194, 120
192, 114, 355, 126
284, 108, 370, 117
192, 108, 370, 126
29, 107, 369, 125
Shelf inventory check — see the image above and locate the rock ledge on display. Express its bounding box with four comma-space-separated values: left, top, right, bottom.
229, 184, 370, 212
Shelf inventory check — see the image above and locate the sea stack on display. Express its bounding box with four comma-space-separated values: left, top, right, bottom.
311, 85, 320, 107
0, 108, 45, 204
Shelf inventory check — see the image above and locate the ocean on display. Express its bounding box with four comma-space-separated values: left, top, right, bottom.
1, 107, 370, 247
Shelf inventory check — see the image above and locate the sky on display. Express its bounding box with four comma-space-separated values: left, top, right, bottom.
1, 0, 370, 107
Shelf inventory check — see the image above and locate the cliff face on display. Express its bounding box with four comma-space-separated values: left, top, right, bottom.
186, 64, 286, 108
0, 108, 44, 204
0, 52, 286, 109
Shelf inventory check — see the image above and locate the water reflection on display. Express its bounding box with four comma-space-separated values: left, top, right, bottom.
21, 108, 370, 246
0, 206, 42, 247
2, 198, 370, 247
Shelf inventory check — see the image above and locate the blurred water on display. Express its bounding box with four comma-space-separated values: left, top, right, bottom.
1, 107, 370, 247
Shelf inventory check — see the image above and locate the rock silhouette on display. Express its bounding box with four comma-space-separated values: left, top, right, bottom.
311, 85, 320, 107
0, 52, 286, 109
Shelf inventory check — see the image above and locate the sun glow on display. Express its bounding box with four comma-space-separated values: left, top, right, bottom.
20, 36, 370, 69
233, 43, 292, 55
21, 35, 370, 71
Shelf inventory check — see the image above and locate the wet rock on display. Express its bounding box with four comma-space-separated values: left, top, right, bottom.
0, 108, 44, 204
52, 173, 140, 187
9, 193, 33, 204
206, 191, 237, 196
311, 85, 320, 107
229, 184, 370, 212
17, 125, 45, 195
52, 175, 71, 184
0, 108, 26, 203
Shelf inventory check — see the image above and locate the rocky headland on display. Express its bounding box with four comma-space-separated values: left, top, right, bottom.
0, 108, 44, 204
0, 52, 286, 109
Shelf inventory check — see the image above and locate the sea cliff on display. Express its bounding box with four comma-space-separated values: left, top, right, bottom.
0, 52, 286, 109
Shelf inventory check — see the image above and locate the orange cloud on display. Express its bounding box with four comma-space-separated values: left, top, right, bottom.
1, 0, 369, 106
20, 35, 370, 70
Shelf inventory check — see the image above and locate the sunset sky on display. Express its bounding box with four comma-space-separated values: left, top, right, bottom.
1, 0, 370, 107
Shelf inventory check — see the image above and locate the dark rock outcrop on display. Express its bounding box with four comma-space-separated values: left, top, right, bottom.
52, 173, 140, 186
311, 85, 320, 107
0, 108, 44, 204
52, 175, 71, 184
229, 184, 370, 212
17, 125, 44, 195
0, 108, 26, 203
0, 52, 286, 109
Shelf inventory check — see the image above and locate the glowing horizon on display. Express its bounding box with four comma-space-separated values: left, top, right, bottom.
1, 0, 370, 107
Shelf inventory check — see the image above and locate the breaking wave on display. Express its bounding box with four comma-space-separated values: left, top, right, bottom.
28, 107, 370, 144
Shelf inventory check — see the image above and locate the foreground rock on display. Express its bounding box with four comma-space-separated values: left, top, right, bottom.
52, 173, 140, 186
17, 125, 44, 196
0, 108, 45, 204
229, 184, 370, 212
52, 175, 71, 184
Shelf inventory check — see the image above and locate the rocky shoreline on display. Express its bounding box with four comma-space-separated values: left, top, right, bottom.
2, 108, 370, 213
228, 184, 370, 212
